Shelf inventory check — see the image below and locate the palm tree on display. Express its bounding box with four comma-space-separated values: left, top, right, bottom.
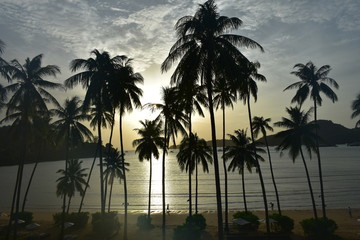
107, 56, 143, 240
65, 49, 123, 214
274, 106, 318, 219
161, 1, 263, 236
2, 54, 61, 240
133, 119, 164, 219
213, 76, 236, 231
56, 159, 88, 213
177, 133, 212, 215
224, 129, 265, 212
103, 148, 129, 212
145, 86, 187, 236
284, 61, 339, 218
252, 116, 282, 215
351, 93, 360, 128
0, 39, 11, 82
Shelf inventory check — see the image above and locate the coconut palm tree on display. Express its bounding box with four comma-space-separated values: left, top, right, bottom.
177, 133, 212, 215
56, 159, 88, 213
161, 1, 263, 236
107, 56, 143, 240
351, 93, 360, 128
284, 61, 339, 218
133, 119, 164, 219
2, 54, 61, 240
65, 49, 123, 214
252, 116, 282, 215
274, 106, 318, 219
0, 39, 11, 82
103, 148, 129, 212
213, 76, 236, 231
224, 129, 265, 212
145, 86, 187, 236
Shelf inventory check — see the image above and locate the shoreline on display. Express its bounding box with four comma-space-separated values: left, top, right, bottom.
1, 208, 359, 239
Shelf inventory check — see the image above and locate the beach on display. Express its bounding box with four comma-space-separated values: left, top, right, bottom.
1, 209, 359, 239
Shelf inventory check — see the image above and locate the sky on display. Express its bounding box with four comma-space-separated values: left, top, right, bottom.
0, 0, 359, 150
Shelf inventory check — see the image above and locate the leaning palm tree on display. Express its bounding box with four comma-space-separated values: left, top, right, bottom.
351, 93, 360, 128
133, 119, 164, 219
252, 116, 282, 215
65, 49, 123, 214
224, 129, 265, 212
161, 1, 263, 236
284, 61, 339, 218
2, 54, 62, 240
145, 86, 187, 236
213, 75, 236, 231
274, 106, 318, 219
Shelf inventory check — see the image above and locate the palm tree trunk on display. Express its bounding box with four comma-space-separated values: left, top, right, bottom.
314, 100, 326, 218
104, 114, 115, 210
78, 146, 98, 213
60, 134, 70, 240
119, 114, 128, 240
97, 105, 105, 214
188, 165, 192, 217
299, 147, 318, 219
241, 171, 247, 212
162, 120, 168, 239
264, 135, 281, 215
67, 196, 72, 214
205, 71, 223, 239
247, 95, 270, 235
222, 105, 229, 232
195, 160, 198, 214
108, 179, 114, 212
148, 157, 152, 219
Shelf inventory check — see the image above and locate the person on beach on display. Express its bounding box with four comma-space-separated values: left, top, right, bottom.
270, 202, 274, 211
348, 206, 352, 217
167, 204, 170, 215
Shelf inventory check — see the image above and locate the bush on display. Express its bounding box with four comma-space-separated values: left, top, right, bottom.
185, 214, 207, 230
52, 212, 89, 229
269, 214, 294, 233
136, 215, 154, 230
173, 222, 202, 240
233, 211, 260, 231
12, 211, 33, 224
300, 217, 338, 240
91, 212, 120, 237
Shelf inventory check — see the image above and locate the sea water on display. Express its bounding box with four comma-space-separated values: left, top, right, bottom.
0, 145, 359, 213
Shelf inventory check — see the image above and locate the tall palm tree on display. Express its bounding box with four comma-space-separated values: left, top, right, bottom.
284, 61, 339, 218
107, 56, 143, 240
177, 133, 212, 215
252, 116, 282, 215
133, 119, 164, 219
224, 129, 265, 212
145, 86, 187, 236
274, 106, 318, 219
2, 54, 61, 240
161, 1, 263, 236
56, 159, 88, 213
351, 93, 360, 128
0, 39, 11, 82
65, 49, 123, 214
213, 76, 236, 231
103, 148, 129, 212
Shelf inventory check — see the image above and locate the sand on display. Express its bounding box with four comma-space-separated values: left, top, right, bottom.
1, 209, 359, 239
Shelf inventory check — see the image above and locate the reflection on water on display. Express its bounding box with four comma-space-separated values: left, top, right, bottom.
0, 145, 359, 213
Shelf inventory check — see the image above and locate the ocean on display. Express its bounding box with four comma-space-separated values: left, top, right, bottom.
0, 145, 359, 214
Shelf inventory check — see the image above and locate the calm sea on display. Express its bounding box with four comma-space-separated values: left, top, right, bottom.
0, 145, 359, 213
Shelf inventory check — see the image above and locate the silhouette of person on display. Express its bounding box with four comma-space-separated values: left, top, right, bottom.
167, 204, 170, 215
348, 206, 352, 218
270, 202, 274, 211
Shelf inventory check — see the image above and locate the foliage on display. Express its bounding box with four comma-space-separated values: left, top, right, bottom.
269, 214, 294, 233
12, 211, 33, 224
233, 211, 260, 231
53, 212, 89, 229
300, 217, 338, 240
185, 214, 207, 230
91, 212, 120, 236
173, 222, 202, 240
136, 215, 154, 230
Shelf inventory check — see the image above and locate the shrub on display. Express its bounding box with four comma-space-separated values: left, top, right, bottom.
12, 211, 33, 224
233, 211, 260, 231
173, 222, 202, 240
53, 212, 89, 229
269, 214, 294, 233
300, 217, 338, 240
185, 214, 207, 230
92, 212, 120, 237
136, 215, 154, 230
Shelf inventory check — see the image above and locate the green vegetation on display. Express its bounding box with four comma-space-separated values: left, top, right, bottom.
233, 211, 260, 231
91, 212, 120, 237
53, 212, 89, 229
269, 214, 294, 233
300, 217, 338, 240
136, 215, 154, 230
